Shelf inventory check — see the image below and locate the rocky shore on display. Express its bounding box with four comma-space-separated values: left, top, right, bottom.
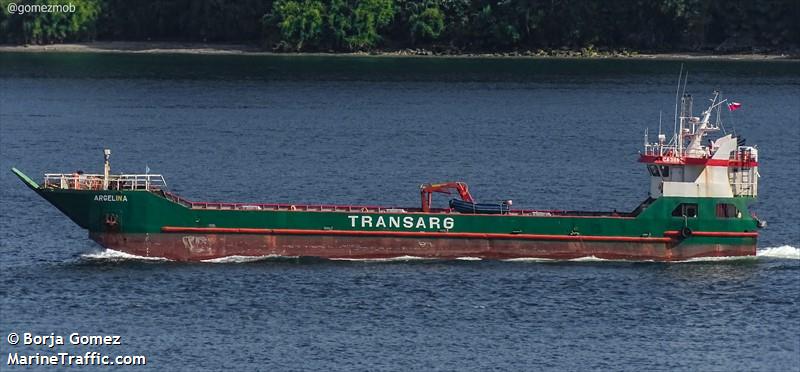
0, 41, 796, 60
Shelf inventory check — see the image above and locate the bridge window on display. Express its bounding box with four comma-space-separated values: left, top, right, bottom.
671, 203, 698, 218
647, 165, 670, 178
716, 203, 741, 218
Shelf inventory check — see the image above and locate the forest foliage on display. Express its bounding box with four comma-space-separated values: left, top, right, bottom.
1, 0, 797, 53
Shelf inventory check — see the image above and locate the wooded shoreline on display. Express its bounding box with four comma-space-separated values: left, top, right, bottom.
2, 1, 797, 59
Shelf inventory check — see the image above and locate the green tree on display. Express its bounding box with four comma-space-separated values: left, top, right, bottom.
0, 0, 100, 44
268, 0, 325, 50
345, 0, 394, 50
324, 0, 352, 49
469, 3, 521, 49
409, 6, 444, 44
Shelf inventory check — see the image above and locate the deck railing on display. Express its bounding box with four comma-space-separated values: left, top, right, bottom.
161, 191, 458, 213
43, 173, 167, 191
159, 191, 634, 217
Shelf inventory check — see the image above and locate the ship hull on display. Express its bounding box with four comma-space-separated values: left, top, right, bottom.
90, 231, 756, 262
9, 172, 760, 263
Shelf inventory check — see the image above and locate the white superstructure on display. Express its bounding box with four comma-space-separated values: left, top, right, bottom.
641, 91, 758, 199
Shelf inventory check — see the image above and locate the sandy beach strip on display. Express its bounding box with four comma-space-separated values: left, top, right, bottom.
0, 41, 796, 60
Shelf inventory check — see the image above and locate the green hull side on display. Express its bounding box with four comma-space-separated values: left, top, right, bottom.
33, 188, 759, 245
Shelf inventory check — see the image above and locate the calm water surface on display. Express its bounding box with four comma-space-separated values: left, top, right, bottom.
1, 53, 798, 371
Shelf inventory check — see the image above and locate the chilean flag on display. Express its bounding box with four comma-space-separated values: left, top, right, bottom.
727, 102, 742, 111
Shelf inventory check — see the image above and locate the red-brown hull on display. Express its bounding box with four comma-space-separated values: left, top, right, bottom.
89, 232, 756, 262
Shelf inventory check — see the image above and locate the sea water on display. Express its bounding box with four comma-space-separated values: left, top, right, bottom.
1, 53, 798, 371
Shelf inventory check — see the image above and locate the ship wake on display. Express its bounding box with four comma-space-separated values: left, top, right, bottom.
81, 249, 172, 262
502, 247, 800, 263
79, 245, 799, 263
671, 245, 799, 263
201, 255, 294, 263
757, 245, 800, 260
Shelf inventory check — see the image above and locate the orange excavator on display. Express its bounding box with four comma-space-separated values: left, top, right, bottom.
420, 182, 475, 212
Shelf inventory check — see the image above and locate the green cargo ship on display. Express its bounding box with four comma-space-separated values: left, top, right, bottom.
13, 91, 762, 261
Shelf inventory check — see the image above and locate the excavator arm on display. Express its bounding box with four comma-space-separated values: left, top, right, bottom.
420, 182, 475, 212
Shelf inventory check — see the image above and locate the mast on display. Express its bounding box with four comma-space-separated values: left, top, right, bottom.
103, 149, 111, 190
657, 111, 665, 155
673, 65, 683, 148
678, 94, 688, 157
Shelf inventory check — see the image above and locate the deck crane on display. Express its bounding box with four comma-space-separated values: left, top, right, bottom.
420, 182, 475, 212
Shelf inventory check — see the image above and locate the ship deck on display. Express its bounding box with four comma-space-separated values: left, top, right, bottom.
160, 191, 642, 218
